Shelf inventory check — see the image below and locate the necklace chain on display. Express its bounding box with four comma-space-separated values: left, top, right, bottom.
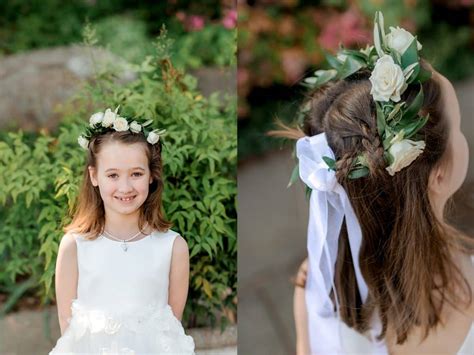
103, 229, 147, 252
103, 229, 143, 242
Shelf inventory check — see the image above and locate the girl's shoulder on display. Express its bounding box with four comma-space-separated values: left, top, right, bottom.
152, 229, 188, 255
152, 228, 180, 240
170, 234, 189, 258
63, 231, 87, 243
57, 232, 79, 258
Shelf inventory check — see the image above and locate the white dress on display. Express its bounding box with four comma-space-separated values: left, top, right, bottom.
336, 318, 473, 355
308, 290, 473, 354
49, 229, 195, 355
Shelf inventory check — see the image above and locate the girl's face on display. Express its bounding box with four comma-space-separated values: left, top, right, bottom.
429, 72, 469, 209
88, 141, 152, 218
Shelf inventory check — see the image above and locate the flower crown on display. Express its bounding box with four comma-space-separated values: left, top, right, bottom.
301, 11, 432, 179
77, 106, 166, 150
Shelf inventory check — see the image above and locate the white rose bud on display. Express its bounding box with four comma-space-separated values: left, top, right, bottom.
101, 108, 116, 127
385, 26, 422, 56
147, 131, 160, 144
386, 139, 425, 176
369, 55, 407, 102
113, 116, 129, 132
78, 135, 89, 150
89, 112, 104, 127
130, 121, 142, 133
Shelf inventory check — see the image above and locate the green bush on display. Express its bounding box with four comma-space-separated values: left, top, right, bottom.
173, 24, 237, 69
94, 15, 154, 65
0, 28, 237, 329
0, 1, 235, 71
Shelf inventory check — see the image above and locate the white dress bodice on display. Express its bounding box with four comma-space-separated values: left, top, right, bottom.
76, 230, 175, 315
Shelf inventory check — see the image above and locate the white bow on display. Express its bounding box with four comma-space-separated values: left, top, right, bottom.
297, 133, 373, 353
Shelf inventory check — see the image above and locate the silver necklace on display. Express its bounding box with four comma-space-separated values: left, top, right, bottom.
103, 229, 143, 252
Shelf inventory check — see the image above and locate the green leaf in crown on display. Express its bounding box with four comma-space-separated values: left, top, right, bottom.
77, 105, 167, 150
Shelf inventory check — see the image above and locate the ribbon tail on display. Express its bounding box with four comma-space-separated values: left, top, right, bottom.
339, 186, 368, 303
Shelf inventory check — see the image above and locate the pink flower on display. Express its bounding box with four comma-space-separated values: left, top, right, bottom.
187, 15, 205, 31
318, 9, 370, 51
222, 9, 237, 29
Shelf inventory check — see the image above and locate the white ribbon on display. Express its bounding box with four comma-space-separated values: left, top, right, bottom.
297, 133, 371, 353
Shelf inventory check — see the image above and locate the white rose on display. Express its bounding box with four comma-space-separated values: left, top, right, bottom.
113, 116, 129, 132
89, 112, 104, 127
101, 108, 116, 127
147, 131, 160, 144
129, 121, 142, 133
78, 135, 89, 150
385, 26, 422, 56
369, 55, 407, 102
385, 139, 425, 176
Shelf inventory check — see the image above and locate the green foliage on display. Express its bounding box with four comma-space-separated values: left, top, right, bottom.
94, 15, 154, 65
0, 0, 89, 54
0, 28, 236, 328
0, 1, 234, 70
173, 24, 237, 69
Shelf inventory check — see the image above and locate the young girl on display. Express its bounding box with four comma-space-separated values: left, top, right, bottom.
49, 107, 195, 354
275, 12, 473, 355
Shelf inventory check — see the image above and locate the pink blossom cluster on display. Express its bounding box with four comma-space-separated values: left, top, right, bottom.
222, 9, 238, 29
317, 9, 371, 51
175, 8, 237, 32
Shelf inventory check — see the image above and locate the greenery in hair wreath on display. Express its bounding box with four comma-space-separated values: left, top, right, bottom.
77, 105, 167, 149
291, 11, 432, 185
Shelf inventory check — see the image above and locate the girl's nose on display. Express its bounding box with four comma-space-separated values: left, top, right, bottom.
118, 176, 134, 193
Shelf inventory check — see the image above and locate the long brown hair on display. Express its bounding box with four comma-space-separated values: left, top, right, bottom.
272, 64, 473, 343
64, 130, 171, 240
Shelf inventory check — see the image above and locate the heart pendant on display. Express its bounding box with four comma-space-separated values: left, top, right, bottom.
121, 243, 128, 252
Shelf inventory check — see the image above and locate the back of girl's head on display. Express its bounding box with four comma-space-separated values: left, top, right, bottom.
303, 62, 447, 183
277, 61, 472, 343
64, 130, 171, 239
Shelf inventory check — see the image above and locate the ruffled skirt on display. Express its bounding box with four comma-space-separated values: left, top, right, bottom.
49, 300, 195, 354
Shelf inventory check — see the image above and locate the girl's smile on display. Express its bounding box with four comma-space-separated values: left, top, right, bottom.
115, 195, 136, 201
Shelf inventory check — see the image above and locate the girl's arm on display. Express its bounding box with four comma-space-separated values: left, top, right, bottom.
294, 258, 311, 355
168, 236, 190, 321
54, 233, 78, 335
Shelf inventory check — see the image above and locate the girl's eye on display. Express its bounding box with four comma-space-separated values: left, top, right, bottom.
107, 173, 143, 178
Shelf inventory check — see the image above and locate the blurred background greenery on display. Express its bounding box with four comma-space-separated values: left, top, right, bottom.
0, 0, 236, 68
238, 0, 474, 160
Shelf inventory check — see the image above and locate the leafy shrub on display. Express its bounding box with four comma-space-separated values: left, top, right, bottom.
0, 1, 236, 72
173, 24, 237, 69
0, 28, 237, 328
94, 15, 154, 65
